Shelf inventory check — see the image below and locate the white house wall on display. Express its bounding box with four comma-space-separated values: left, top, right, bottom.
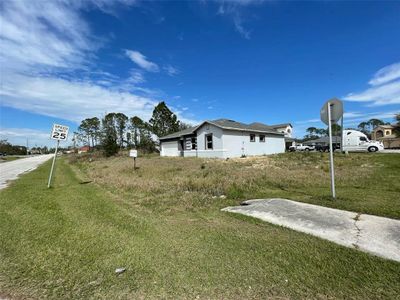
160, 140, 180, 157
161, 123, 285, 159
196, 123, 225, 158
222, 130, 285, 158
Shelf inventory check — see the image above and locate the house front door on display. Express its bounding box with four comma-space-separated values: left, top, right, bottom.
179, 140, 184, 156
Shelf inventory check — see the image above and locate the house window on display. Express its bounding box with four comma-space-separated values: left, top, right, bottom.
259, 135, 265, 142
205, 134, 213, 150
376, 130, 383, 138
191, 137, 197, 150
385, 130, 390, 135
185, 138, 191, 150
250, 134, 255, 142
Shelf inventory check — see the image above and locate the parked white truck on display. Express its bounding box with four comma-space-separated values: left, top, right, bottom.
289, 144, 315, 151
342, 130, 384, 152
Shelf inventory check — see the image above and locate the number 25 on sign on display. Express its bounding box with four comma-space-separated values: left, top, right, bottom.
48, 124, 69, 188
51, 124, 69, 140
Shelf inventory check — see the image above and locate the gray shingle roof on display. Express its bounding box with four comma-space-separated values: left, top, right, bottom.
159, 119, 285, 140
159, 125, 199, 140
209, 119, 284, 135
249, 122, 292, 130
269, 123, 292, 128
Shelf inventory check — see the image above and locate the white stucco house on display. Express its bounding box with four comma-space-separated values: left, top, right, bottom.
159, 119, 289, 158
269, 123, 293, 138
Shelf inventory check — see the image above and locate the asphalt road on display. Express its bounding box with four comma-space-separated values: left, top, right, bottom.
223, 199, 400, 262
0, 155, 53, 189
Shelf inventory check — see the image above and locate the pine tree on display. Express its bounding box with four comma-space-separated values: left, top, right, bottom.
102, 113, 118, 156
148, 102, 180, 138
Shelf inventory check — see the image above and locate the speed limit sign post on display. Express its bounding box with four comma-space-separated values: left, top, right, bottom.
48, 124, 69, 188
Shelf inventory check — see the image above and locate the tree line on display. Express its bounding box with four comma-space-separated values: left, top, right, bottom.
76, 101, 190, 156
305, 115, 400, 140
0, 140, 27, 155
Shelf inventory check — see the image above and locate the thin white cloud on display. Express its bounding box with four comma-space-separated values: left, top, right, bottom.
0, 127, 53, 148
342, 111, 398, 126
0, 0, 192, 134
343, 112, 364, 118
369, 62, 400, 86
127, 69, 146, 84
164, 65, 180, 76
0, 74, 157, 123
344, 80, 400, 106
125, 50, 160, 72
294, 118, 320, 125
344, 62, 400, 106
0, 0, 93, 73
214, 0, 264, 39
233, 15, 251, 39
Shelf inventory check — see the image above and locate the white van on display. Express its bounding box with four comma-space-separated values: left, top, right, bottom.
342, 130, 384, 152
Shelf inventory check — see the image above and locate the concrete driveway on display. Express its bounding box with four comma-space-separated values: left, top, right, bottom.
380, 149, 400, 154
222, 199, 400, 262
0, 155, 53, 189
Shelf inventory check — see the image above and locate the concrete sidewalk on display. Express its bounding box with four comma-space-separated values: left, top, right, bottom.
222, 199, 400, 262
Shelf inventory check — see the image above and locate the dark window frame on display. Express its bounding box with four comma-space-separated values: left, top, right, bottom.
259, 135, 265, 142
250, 134, 256, 142
205, 133, 213, 150
191, 137, 197, 150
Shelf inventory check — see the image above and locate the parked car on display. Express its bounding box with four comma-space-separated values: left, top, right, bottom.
289, 144, 315, 152
342, 130, 384, 152
315, 144, 341, 152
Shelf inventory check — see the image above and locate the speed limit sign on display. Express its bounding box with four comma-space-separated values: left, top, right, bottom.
48, 123, 69, 188
50, 124, 69, 141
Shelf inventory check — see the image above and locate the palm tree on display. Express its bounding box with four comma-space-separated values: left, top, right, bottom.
306, 127, 317, 136
357, 121, 368, 133
367, 118, 385, 130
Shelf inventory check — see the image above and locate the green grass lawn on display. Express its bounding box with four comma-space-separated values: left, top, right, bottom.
0, 153, 399, 299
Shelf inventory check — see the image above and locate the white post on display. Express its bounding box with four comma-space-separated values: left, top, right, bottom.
47, 140, 60, 188
327, 102, 336, 199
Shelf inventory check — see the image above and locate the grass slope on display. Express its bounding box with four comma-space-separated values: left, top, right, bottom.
0, 154, 399, 299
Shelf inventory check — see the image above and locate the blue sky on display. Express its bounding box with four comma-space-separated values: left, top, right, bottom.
1, 0, 399, 147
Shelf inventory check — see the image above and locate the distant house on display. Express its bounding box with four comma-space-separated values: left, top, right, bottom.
267, 123, 293, 138
159, 119, 288, 158
371, 125, 400, 149
78, 146, 90, 154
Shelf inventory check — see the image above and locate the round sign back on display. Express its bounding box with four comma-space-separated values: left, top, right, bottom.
320, 98, 343, 125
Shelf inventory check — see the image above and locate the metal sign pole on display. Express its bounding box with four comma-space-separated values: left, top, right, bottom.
134, 157, 136, 170
327, 102, 336, 199
47, 139, 60, 188
340, 116, 344, 153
